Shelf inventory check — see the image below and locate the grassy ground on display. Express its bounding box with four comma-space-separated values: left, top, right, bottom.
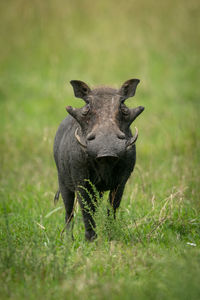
0, 0, 200, 299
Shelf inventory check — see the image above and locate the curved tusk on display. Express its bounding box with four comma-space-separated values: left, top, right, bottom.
75, 128, 87, 148
126, 127, 138, 149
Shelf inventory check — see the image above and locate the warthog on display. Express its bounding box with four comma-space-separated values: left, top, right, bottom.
54, 79, 144, 240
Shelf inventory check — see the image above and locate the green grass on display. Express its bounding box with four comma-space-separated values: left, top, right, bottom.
0, 0, 200, 299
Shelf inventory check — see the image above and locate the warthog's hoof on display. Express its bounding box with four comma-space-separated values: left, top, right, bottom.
85, 230, 97, 242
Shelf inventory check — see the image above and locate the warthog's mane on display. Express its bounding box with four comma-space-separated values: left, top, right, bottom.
91, 87, 118, 96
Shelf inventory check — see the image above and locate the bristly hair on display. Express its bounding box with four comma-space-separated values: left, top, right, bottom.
91, 87, 118, 96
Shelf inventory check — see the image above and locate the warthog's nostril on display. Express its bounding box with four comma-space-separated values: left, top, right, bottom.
87, 133, 95, 141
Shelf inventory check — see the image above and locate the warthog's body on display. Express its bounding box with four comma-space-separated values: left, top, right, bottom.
54, 79, 144, 240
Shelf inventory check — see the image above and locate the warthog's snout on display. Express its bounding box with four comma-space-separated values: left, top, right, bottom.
96, 154, 119, 164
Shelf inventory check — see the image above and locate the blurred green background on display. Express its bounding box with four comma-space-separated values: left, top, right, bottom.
0, 0, 200, 299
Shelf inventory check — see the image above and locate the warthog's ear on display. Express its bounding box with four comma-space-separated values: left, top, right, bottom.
119, 79, 140, 101
70, 80, 91, 102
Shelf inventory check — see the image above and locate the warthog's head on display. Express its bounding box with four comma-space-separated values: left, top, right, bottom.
66, 79, 144, 162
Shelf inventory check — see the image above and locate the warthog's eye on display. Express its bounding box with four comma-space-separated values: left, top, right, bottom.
82, 104, 90, 116
120, 104, 129, 116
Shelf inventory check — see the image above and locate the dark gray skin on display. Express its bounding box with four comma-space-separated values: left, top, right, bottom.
53, 79, 144, 241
